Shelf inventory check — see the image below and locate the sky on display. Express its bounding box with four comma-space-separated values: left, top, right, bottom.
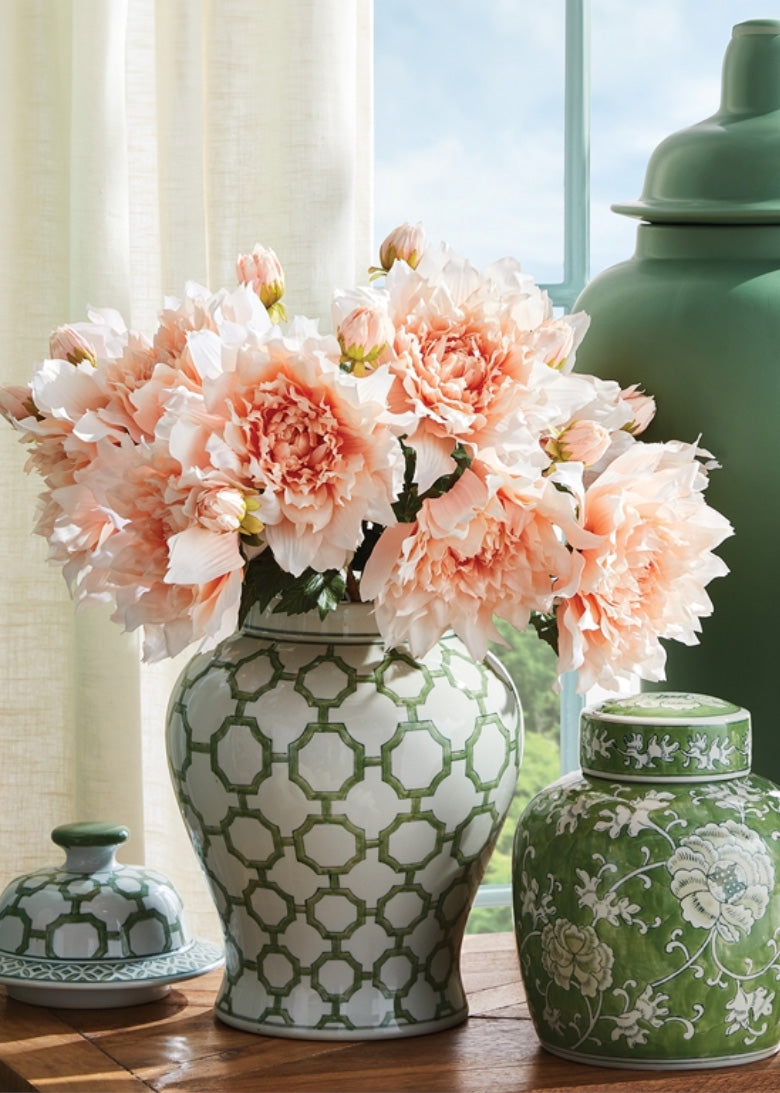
373, 0, 769, 292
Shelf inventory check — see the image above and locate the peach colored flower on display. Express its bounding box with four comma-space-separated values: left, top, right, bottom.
377, 221, 426, 273
87, 440, 244, 660
49, 325, 98, 367
0, 226, 734, 671
236, 244, 287, 321
0, 384, 42, 432
381, 256, 593, 489
544, 419, 612, 467
49, 308, 130, 366
557, 440, 734, 693
621, 384, 656, 435
525, 311, 590, 373
332, 288, 396, 375
360, 461, 580, 661
201, 328, 404, 576
101, 284, 270, 442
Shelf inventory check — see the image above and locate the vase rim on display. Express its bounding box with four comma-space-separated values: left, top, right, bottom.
242, 600, 383, 641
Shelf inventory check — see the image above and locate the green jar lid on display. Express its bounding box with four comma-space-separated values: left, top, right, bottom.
613, 21, 780, 224
51, 822, 130, 849
580, 692, 751, 782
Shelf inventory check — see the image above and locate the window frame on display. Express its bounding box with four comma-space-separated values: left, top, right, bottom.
472, 0, 590, 916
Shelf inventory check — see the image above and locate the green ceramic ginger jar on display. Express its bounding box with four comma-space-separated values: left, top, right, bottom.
573, 21, 780, 783
513, 692, 780, 1069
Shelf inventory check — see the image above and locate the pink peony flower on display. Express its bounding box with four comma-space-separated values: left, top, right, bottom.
199, 328, 405, 576
87, 440, 244, 660
381, 255, 594, 490
0, 384, 41, 430
377, 221, 427, 273
360, 461, 580, 661
332, 287, 396, 375
620, 384, 656, 435
524, 311, 590, 373
556, 440, 734, 693
49, 308, 129, 366
0, 223, 734, 677
544, 419, 612, 467
236, 244, 287, 322
49, 324, 98, 367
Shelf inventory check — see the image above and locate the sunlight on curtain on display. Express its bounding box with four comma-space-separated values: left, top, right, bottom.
0, 0, 373, 940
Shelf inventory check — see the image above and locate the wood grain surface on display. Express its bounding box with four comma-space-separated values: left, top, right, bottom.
2, 933, 779, 1092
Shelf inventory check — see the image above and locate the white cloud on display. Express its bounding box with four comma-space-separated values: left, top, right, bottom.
375, 1, 770, 285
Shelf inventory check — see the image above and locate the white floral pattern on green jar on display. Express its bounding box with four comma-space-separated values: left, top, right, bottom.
668, 821, 773, 942
513, 692, 780, 1069
540, 920, 614, 997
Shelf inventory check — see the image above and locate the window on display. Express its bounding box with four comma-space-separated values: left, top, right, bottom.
373, 0, 762, 929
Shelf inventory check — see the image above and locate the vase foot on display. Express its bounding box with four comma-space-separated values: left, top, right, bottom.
214, 1005, 469, 1040
540, 1040, 780, 1071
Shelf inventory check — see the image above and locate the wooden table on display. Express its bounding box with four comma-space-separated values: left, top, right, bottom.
3, 932, 780, 1092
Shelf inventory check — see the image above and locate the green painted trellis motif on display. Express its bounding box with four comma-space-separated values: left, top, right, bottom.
513, 693, 780, 1069
0, 824, 190, 962
166, 602, 522, 1039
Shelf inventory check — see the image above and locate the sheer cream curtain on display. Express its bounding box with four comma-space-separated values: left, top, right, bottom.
0, 0, 373, 940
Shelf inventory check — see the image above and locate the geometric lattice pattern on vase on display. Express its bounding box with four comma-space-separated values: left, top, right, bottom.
166, 604, 522, 1039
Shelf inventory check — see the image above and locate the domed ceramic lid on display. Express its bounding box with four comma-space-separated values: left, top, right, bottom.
613, 20, 780, 223
0, 822, 222, 1008
580, 692, 751, 782
0, 822, 192, 961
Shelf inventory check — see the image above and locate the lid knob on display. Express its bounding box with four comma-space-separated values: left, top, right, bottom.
51, 822, 130, 874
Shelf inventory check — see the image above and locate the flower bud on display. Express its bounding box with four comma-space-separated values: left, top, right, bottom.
545, 420, 611, 467
376, 222, 426, 274
196, 486, 264, 537
621, 385, 656, 435
236, 245, 287, 322
49, 325, 97, 367
196, 486, 246, 533
337, 305, 395, 376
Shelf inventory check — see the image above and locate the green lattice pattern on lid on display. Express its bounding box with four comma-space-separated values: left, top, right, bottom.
166, 623, 521, 1036
0, 862, 190, 961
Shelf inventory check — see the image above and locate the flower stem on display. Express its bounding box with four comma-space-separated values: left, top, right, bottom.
346, 566, 362, 602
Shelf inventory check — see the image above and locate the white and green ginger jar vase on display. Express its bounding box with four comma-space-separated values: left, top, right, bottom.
166, 602, 522, 1039
513, 692, 780, 1069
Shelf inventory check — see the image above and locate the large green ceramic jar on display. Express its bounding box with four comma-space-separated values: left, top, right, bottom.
513, 692, 780, 1070
574, 21, 780, 781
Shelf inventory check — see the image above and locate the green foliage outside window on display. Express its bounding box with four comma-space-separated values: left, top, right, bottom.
466, 620, 561, 934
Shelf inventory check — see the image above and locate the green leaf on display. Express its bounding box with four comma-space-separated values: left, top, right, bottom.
529, 611, 559, 656
238, 550, 297, 626
238, 550, 347, 626
274, 568, 347, 619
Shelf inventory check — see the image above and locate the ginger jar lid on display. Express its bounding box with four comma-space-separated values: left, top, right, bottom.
579, 692, 751, 783
613, 20, 780, 224
0, 822, 192, 961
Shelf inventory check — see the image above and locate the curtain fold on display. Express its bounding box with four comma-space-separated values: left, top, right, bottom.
0, 0, 373, 941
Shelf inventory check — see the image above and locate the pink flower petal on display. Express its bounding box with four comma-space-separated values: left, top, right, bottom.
165, 526, 244, 585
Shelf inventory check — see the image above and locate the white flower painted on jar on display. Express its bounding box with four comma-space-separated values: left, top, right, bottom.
725, 984, 775, 1041
540, 919, 614, 997
610, 985, 670, 1048
668, 821, 774, 943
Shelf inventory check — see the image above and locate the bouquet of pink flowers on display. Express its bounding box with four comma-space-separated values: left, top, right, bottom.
0, 223, 732, 692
